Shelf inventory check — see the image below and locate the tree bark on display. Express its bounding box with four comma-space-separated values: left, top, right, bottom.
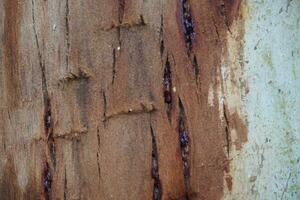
1, 0, 299, 200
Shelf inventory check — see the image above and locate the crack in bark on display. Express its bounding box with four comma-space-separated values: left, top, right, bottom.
159, 14, 164, 57
43, 162, 52, 200
118, 0, 125, 23
65, 0, 70, 70
178, 98, 190, 198
192, 55, 199, 84
223, 104, 230, 158
96, 127, 101, 184
150, 125, 162, 200
112, 49, 116, 84
180, 0, 195, 55
163, 58, 173, 121
64, 167, 68, 200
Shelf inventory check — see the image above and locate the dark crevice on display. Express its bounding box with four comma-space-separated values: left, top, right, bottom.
118, 0, 125, 23
65, 0, 70, 70
178, 98, 190, 198
32, 0, 52, 138
112, 49, 116, 84
159, 14, 164, 57
64, 167, 67, 200
163, 58, 172, 121
213, 19, 220, 40
102, 90, 107, 125
180, 0, 195, 55
223, 104, 230, 157
220, 0, 232, 34
32, 1, 56, 193
43, 162, 52, 200
96, 127, 101, 183
192, 55, 199, 84
48, 138, 56, 168
150, 125, 162, 200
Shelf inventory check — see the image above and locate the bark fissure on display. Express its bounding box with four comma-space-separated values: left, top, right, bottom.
223, 104, 230, 157
150, 125, 162, 200
43, 162, 52, 200
159, 14, 164, 57
178, 98, 190, 198
180, 0, 195, 55
192, 55, 199, 84
163, 58, 172, 121
118, 0, 125, 23
65, 0, 70, 70
112, 49, 116, 84
64, 167, 68, 200
96, 127, 101, 183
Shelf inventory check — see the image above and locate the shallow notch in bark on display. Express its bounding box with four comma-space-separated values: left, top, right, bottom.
43, 162, 52, 200
178, 98, 190, 198
192, 55, 199, 84
180, 0, 195, 55
223, 104, 230, 157
150, 125, 162, 200
163, 58, 173, 121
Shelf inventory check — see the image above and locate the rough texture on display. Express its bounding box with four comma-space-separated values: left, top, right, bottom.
2, 0, 298, 200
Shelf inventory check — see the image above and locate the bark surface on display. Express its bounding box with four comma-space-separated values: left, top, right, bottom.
0, 0, 247, 199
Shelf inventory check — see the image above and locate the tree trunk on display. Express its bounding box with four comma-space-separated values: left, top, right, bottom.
0, 0, 299, 199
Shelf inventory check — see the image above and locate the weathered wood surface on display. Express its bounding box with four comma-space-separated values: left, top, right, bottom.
0, 0, 299, 199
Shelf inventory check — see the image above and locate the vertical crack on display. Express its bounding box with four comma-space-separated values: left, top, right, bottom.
64, 167, 68, 200
178, 98, 190, 198
43, 162, 52, 200
112, 49, 116, 84
65, 0, 70, 70
159, 14, 164, 57
223, 104, 230, 157
163, 58, 173, 121
32, 1, 56, 195
96, 126, 101, 184
192, 55, 199, 84
102, 90, 107, 125
118, 0, 125, 23
180, 0, 195, 55
150, 125, 162, 200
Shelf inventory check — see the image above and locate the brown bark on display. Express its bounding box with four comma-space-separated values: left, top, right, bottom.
0, 0, 246, 199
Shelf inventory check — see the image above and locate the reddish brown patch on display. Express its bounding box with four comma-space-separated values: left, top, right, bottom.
162, 0, 246, 199
3, 0, 21, 107
225, 175, 233, 191
229, 111, 248, 150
